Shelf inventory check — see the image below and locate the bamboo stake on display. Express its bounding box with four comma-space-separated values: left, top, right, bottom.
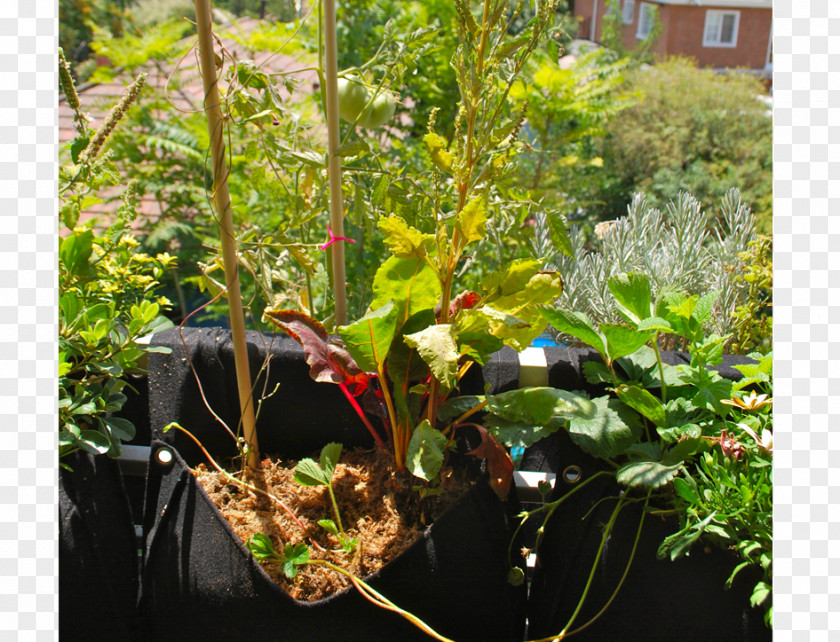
322, 0, 348, 325
194, 0, 259, 469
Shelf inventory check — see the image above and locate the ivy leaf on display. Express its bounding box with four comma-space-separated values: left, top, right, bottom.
456, 197, 488, 245
406, 420, 447, 482
465, 425, 514, 500
403, 324, 460, 392
377, 214, 434, 258
608, 272, 652, 325
338, 301, 399, 374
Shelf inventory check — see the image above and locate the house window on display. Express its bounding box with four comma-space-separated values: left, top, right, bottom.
622, 0, 635, 25
703, 10, 740, 48
636, 2, 657, 39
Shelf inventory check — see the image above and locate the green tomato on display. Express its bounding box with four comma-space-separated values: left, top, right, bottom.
357, 91, 396, 129
336, 76, 370, 123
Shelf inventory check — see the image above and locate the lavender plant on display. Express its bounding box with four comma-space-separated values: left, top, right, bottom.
537, 189, 762, 352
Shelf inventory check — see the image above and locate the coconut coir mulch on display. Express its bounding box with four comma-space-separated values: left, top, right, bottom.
194, 446, 470, 602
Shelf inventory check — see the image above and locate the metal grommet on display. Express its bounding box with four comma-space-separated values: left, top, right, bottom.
561, 465, 583, 485
155, 447, 174, 466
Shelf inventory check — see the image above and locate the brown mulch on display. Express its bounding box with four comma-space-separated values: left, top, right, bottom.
194, 446, 470, 601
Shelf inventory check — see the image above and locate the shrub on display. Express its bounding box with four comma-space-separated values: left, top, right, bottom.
591, 57, 772, 234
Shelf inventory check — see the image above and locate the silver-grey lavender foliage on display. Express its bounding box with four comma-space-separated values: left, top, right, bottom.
536, 188, 756, 343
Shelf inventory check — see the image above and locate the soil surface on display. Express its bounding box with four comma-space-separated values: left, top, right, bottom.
194, 447, 470, 601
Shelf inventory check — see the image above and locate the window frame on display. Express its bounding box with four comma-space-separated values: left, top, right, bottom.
703, 9, 741, 48
636, 2, 657, 39
622, 0, 635, 25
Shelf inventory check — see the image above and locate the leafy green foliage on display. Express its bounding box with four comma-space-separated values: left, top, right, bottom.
547, 189, 762, 354
529, 269, 773, 626
591, 57, 772, 233
294, 442, 354, 545
59, 58, 175, 463
247, 533, 311, 579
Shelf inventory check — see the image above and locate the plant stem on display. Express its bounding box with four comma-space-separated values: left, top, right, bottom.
305, 560, 456, 642
653, 331, 668, 404
322, 0, 348, 324
337, 382, 386, 449
558, 493, 628, 635
194, 0, 259, 469
327, 485, 345, 534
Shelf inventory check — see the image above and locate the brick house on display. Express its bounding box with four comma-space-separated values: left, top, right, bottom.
572, 0, 773, 72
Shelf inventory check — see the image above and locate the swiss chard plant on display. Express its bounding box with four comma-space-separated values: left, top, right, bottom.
263, 0, 601, 500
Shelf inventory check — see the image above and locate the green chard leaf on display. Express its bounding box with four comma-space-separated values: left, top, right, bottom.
403, 324, 460, 392
456, 197, 488, 245
338, 301, 400, 374
405, 420, 447, 482
371, 256, 441, 326
377, 214, 434, 258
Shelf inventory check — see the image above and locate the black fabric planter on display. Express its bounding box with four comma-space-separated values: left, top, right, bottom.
147, 327, 375, 462
140, 327, 526, 641
525, 431, 770, 641
138, 439, 526, 642
59, 451, 141, 641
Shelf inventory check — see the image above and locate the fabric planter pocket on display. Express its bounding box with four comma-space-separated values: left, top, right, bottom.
138, 439, 527, 641
526, 431, 770, 641
59, 451, 142, 641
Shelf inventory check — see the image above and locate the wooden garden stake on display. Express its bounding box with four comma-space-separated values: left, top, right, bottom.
322, 0, 348, 325
194, 0, 259, 469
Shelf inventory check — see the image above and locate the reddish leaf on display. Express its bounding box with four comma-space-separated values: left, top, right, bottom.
265, 310, 366, 388
465, 425, 514, 500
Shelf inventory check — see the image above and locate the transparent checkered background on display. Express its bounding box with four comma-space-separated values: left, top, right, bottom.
0, 0, 830, 638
